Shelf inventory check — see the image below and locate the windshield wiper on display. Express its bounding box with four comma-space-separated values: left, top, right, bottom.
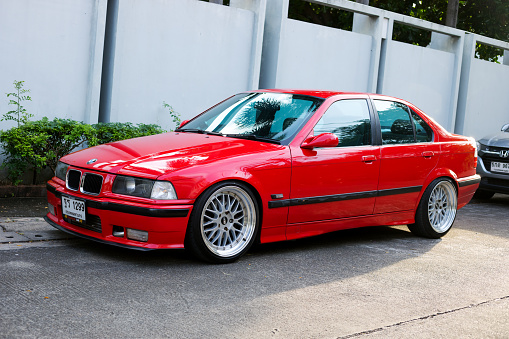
175, 128, 223, 136
224, 134, 281, 145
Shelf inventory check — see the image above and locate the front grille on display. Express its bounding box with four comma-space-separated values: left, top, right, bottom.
480, 157, 509, 175
67, 170, 81, 191
65, 214, 102, 233
66, 169, 104, 195
486, 177, 509, 188
82, 173, 103, 195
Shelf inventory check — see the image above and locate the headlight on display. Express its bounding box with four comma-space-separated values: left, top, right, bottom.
55, 162, 69, 181
477, 141, 487, 152
151, 181, 178, 200
112, 176, 177, 200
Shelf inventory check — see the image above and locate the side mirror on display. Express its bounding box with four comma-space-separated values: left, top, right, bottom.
502, 123, 509, 132
301, 133, 338, 149
178, 120, 190, 129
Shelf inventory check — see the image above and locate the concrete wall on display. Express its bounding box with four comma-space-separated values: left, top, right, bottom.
261, 0, 465, 132
455, 34, 509, 139
109, 0, 264, 131
380, 42, 455, 129
0, 0, 106, 127
1, 0, 508, 140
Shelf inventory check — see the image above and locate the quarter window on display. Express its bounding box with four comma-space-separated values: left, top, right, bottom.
314, 99, 372, 147
374, 100, 414, 144
411, 110, 433, 142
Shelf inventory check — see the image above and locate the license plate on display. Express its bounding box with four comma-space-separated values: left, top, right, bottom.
62, 196, 86, 222
491, 161, 509, 174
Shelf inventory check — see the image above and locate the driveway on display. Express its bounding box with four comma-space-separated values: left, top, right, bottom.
1, 196, 508, 338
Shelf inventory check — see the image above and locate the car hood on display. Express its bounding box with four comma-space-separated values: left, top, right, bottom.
61, 132, 285, 179
479, 132, 509, 148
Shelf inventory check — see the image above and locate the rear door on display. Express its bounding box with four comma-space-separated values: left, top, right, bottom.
372, 99, 440, 214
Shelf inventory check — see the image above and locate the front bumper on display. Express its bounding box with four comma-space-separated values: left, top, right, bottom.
477, 156, 509, 194
46, 182, 193, 250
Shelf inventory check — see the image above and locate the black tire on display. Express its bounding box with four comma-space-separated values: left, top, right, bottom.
473, 189, 494, 200
185, 181, 260, 264
408, 178, 458, 239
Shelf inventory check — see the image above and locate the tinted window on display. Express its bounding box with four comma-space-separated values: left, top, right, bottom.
411, 110, 433, 142
374, 100, 414, 144
314, 99, 372, 147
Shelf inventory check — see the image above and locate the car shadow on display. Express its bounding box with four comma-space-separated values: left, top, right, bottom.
60, 224, 440, 298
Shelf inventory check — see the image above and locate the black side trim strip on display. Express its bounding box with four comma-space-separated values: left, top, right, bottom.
44, 216, 154, 252
268, 191, 378, 209
458, 175, 481, 187
377, 185, 422, 197
88, 201, 189, 218
46, 184, 189, 218
268, 186, 422, 209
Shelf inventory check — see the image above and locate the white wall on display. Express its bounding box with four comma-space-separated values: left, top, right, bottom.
109, 0, 257, 130
380, 41, 456, 130
455, 33, 509, 140
460, 59, 509, 139
0, 0, 106, 128
274, 19, 372, 92
1, 0, 508, 141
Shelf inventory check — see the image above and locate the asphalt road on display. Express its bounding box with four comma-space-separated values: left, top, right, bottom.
1, 196, 508, 338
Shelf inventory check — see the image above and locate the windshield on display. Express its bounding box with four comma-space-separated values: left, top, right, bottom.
180, 92, 324, 144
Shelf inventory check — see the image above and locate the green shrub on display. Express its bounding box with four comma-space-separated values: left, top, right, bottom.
89, 122, 165, 147
0, 118, 95, 185
0, 119, 165, 185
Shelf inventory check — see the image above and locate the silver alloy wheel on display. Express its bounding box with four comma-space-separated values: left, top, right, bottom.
427, 181, 457, 233
200, 186, 256, 258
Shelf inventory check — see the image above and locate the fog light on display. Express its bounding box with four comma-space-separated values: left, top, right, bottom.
112, 226, 125, 238
126, 228, 148, 242
48, 203, 55, 216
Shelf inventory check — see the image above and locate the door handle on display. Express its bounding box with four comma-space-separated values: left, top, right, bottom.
422, 151, 434, 158
362, 155, 377, 163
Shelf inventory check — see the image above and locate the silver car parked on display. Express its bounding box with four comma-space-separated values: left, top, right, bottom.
476, 123, 509, 199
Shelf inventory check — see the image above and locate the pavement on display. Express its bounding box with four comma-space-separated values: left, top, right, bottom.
1, 195, 509, 338
0, 197, 74, 246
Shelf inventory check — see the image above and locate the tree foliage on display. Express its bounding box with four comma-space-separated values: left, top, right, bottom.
289, 0, 509, 61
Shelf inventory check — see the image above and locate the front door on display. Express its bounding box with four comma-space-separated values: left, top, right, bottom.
288, 98, 380, 230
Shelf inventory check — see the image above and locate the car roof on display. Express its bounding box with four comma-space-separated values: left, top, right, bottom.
250, 89, 366, 99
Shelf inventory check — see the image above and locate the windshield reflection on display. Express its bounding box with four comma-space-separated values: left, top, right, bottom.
181, 93, 323, 144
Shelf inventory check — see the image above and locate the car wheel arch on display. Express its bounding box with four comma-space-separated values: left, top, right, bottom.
185, 178, 264, 243
416, 168, 459, 209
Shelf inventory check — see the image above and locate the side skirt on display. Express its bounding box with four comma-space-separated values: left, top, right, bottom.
285, 210, 415, 241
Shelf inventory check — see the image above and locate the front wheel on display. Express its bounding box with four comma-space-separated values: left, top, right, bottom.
186, 182, 259, 264
408, 178, 457, 238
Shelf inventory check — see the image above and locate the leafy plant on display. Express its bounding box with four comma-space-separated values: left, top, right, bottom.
0, 118, 94, 185
89, 122, 165, 147
2, 80, 33, 127
0, 119, 165, 185
163, 101, 181, 130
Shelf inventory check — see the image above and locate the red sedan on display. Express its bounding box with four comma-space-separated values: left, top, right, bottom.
45, 90, 480, 263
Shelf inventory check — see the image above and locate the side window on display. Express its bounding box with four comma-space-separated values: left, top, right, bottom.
374, 100, 414, 145
314, 99, 372, 147
411, 110, 433, 142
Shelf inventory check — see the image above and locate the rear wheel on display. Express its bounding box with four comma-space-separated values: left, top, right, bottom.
473, 189, 494, 200
186, 182, 259, 264
408, 178, 457, 238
